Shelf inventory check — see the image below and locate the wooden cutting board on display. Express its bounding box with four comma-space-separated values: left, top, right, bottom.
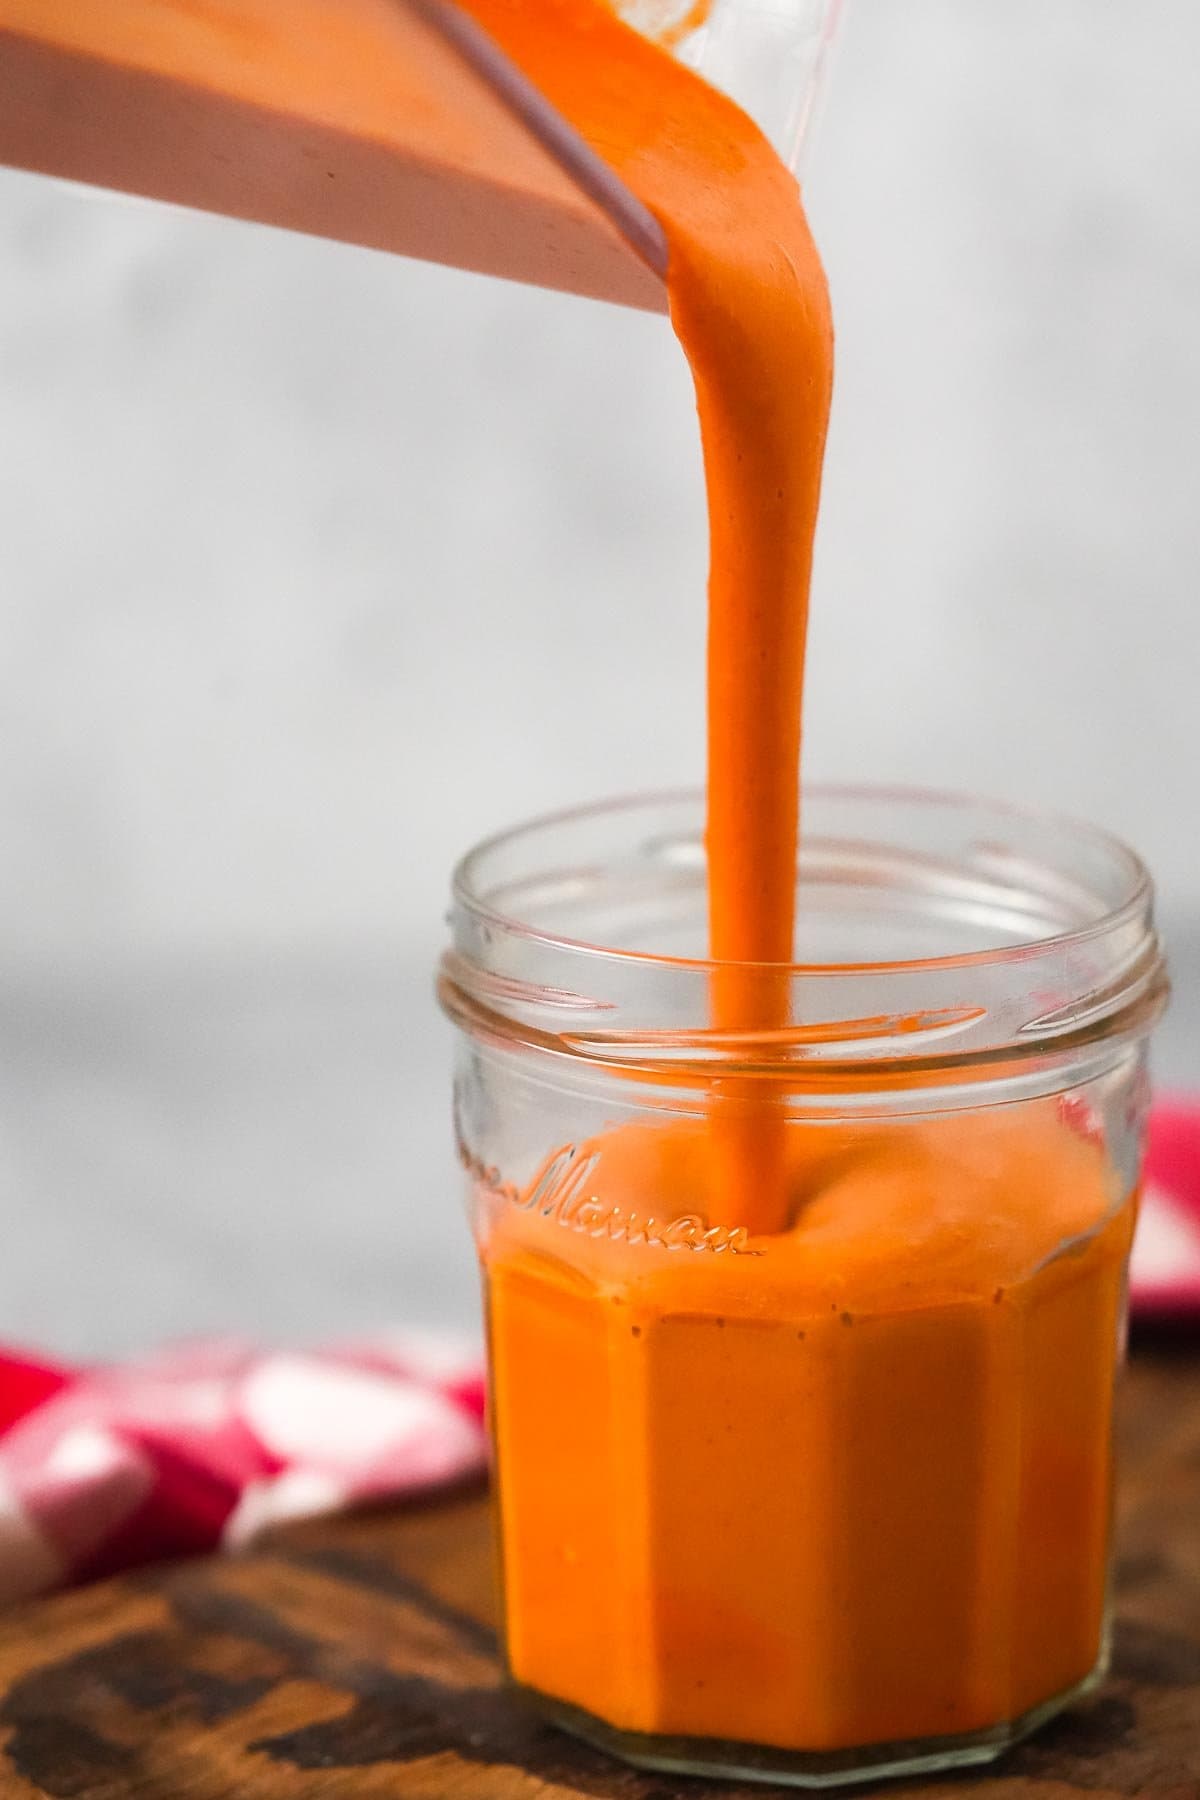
0, 1346, 1196, 1800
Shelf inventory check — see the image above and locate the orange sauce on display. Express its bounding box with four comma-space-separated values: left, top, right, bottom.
459, 0, 832, 1232
483, 1109, 1130, 1747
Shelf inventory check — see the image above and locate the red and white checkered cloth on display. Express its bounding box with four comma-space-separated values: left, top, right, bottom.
0, 1101, 1196, 1609
0, 1332, 486, 1606
1133, 1097, 1200, 1318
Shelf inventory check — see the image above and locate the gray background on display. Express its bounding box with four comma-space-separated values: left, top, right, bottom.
0, 0, 1196, 1357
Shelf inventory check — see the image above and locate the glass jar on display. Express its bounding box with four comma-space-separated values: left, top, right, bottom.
438, 787, 1167, 1789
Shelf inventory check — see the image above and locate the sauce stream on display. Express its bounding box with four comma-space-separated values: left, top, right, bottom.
461, 0, 833, 1232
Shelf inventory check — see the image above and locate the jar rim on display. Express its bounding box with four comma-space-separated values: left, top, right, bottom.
452, 783, 1154, 978
443, 785, 1166, 1091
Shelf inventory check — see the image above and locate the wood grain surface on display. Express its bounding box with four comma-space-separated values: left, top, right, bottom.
0, 1347, 1196, 1799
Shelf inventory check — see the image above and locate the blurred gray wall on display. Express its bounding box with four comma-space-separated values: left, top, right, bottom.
0, 0, 1196, 1354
